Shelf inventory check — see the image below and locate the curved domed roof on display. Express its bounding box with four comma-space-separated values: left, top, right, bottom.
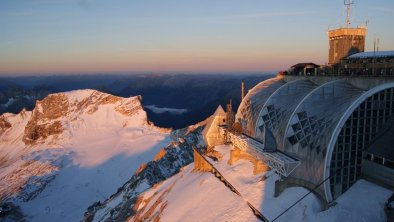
254, 79, 317, 150
234, 76, 394, 202
283, 80, 364, 191
235, 77, 285, 138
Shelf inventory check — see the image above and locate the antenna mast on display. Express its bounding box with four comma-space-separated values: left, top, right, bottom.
344, 0, 355, 28
241, 81, 245, 100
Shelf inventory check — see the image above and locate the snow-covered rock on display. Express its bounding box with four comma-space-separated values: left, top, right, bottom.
84, 126, 205, 221
95, 144, 392, 222
0, 89, 171, 222
1, 89, 390, 222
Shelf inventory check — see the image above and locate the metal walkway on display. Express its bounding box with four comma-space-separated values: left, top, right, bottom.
219, 126, 300, 178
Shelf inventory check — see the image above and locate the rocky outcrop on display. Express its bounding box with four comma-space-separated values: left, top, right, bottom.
69, 90, 142, 117
0, 160, 58, 202
0, 116, 11, 136
83, 126, 205, 222
22, 94, 68, 145
71, 91, 120, 115
21, 90, 149, 145
114, 95, 143, 117
0, 89, 168, 222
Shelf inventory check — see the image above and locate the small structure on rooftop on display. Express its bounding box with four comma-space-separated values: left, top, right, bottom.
328, 0, 367, 65
202, 105, 227, 148
290, 63, 320, 76
340, 50, 394, 76
328, 27, 367, 65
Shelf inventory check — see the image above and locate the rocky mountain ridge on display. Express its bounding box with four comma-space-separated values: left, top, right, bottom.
84, 126, 205, 221
0, 89, 173, 222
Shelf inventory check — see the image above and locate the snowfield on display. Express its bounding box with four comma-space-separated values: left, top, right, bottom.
0, 90, 171, 221
130, 164, 260, 222
0, 89, 391, 222
130, 145, 391, 222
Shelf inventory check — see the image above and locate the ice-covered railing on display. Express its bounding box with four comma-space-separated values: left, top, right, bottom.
219, 126, 300, 178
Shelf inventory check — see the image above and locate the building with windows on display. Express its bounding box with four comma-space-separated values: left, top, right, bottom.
340, 51, 394, 76
328, 27, 367, 65
289, 63, 320, 76
235, 76, 394, 203
205, 0, 394, 206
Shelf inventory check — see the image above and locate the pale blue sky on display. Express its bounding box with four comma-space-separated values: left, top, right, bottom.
0, 0, 393, 74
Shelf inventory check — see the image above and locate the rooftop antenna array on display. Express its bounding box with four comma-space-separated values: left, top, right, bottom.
344, 0, 355, 28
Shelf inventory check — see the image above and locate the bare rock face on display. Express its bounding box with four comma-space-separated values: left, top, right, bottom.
115, 95, 143, 117
0, 116, 11, 137
23, 121, 63, 145
21, 90, 148, 145
69, 90, 142, 117
22, 94, 68, 145
70, 91, 121, 115
19, 108, 27, 119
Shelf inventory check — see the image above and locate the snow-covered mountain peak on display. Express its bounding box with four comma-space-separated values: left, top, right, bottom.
19, 89, 148, 146
62, 89, 143, 117
0, 90, 174, 222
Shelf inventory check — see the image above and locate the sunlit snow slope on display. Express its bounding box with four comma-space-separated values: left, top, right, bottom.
0, 89, 170, 221
129, 145, 391, 222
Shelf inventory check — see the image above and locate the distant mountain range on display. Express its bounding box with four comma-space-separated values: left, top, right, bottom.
0, 74, 273, 129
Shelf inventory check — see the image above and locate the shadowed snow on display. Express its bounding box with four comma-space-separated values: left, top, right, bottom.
130, 145, 392, 222
0, 89, 172, 222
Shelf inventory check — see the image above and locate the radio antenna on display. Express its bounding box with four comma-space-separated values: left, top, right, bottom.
344, 0, 355, 28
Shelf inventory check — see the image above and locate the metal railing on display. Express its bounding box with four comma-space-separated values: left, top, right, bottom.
219, 126, 300, 178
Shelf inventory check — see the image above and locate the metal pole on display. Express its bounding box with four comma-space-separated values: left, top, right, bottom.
241, 81, 245, 100
344, 0, 354, 28
373, 36, 376, 76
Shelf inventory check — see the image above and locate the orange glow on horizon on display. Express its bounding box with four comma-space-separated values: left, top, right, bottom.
0, 49, 326, 74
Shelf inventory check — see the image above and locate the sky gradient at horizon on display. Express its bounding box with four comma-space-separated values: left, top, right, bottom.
1, 0, 393, 75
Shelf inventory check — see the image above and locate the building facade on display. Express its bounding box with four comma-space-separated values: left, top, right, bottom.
328, 27, 367, 65
236, 76, 394, 202
340, 51, 394, 76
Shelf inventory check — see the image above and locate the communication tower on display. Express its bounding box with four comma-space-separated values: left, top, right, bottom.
328, 0, 367, 65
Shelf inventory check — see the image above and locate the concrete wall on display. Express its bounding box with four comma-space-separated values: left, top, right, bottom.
362, 160, 394, 188
228, 149, 270, 175
274, 177, 329, 209
193, 149, 213, 172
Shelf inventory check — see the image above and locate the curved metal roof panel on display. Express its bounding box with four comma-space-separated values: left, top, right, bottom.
254, 79, 318, 151
235, 77, 286, 138
283, 80, 364, 197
